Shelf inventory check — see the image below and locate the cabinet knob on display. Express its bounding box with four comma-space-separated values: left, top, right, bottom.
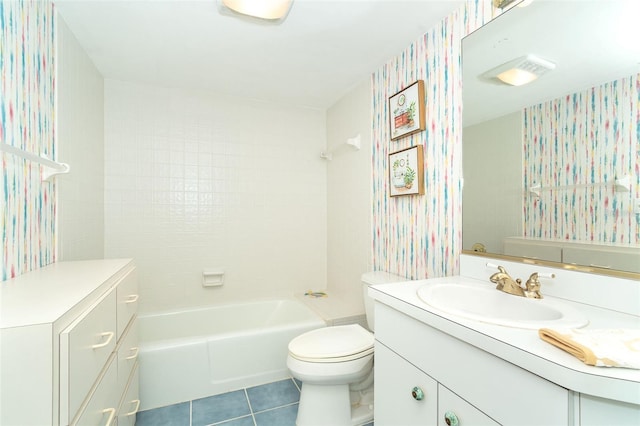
411, 386, 424, 401
444, 411, 459, 426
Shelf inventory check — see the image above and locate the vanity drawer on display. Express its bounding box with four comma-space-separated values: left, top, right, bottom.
562, 247, 640, 273
60, 289, 117, 425
71, 354, 118, 426
375, 303, 570, 425
117, 363, 140, 426
117, 318, 139, 396
116, 269, 139, 340
503, 239, 562, 261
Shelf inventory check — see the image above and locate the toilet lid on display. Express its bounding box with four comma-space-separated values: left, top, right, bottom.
288, 324, 374, 362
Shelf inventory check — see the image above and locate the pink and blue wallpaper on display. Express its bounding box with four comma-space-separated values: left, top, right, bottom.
523, 74, 640, 245
371, 0, 493, 279
1, 1, 56, 281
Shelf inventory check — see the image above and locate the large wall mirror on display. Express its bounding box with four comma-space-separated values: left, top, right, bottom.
462, 0, 640, 276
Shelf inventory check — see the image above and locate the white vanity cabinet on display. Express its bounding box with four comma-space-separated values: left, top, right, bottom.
0, 259, 138, 426
374, 302, 570, 426
375, 342, 498, 426
579, 395, 640, 426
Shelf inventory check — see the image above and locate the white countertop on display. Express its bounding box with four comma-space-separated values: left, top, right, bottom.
369, 276, 640, 405
0, 259, 133, 328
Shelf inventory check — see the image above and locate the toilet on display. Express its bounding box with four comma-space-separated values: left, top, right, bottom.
287, 271, 407, 426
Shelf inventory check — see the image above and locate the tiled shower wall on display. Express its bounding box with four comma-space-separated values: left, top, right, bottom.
104, 80, 327, 313
371, 0, 493, 280
1, 1, 56, 280
55, 14, 105, 262
523, 74, 640, 244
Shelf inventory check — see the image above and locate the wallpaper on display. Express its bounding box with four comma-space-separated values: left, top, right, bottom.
371, 0, 494, 279
523, 74, 640, 245
0, 1, 56, 281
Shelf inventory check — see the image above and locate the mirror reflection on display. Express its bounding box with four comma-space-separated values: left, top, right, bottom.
462, 0, 640, 274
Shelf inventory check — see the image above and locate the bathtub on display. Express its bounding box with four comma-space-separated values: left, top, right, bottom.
138, 298, 326, 410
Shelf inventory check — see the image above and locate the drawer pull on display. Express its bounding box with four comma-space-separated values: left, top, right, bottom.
125, 294, 139, 304
411, 386, 424, 401
102, 408, 116, 426
589, 263, 611, 269
92, 331, 115, 349
125, 347, 139, 360
126, 399, 141, 416
444, 411, 459, 426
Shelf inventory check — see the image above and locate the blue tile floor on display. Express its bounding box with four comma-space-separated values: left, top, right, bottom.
135, 378, 374, 426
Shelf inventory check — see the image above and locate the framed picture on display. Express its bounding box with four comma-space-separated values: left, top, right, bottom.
389, 80, 426, 140
389, 145, 424, 197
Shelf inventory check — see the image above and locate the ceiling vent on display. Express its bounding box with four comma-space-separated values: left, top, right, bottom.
483, 54, 556, 86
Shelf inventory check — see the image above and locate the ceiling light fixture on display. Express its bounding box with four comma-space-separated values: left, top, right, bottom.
483, 54, 556, 86
219, 0, 294, 21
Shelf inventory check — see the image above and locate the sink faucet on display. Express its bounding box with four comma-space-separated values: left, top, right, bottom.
489, 266, 544, 299
523, 272, 543, 299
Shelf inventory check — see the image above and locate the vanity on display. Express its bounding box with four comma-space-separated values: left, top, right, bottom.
0, 259, 139, 426
370, 254, 640, 426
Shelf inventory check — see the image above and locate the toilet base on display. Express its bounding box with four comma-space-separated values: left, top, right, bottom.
296, 382, 374, 426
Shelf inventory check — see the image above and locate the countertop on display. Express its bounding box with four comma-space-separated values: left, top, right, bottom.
0, 259, 134, 328
369, 276, 640, 405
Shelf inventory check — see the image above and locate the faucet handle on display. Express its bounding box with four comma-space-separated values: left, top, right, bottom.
524, 273, 546, 299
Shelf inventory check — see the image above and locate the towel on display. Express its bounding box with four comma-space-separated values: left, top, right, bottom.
538, 328, 640, 369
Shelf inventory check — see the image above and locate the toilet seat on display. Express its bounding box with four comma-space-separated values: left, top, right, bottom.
288, 324, 374, 363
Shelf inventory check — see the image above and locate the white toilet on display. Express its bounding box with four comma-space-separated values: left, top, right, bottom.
287, 271, 407, 426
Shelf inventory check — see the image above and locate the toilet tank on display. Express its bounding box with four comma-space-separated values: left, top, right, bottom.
361, 271, 408, 331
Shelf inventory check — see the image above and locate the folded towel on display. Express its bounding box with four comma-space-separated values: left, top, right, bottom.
538, 328, 640, 369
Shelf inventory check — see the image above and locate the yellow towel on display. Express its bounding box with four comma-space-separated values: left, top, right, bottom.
538, 328, 640, 369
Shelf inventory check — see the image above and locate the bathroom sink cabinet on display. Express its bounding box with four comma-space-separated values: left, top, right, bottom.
0, 259, 139, 426
374, 302, 568, 425
371, 255, 640, 426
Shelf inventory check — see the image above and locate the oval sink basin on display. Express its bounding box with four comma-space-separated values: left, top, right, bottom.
417, 283, 589, 329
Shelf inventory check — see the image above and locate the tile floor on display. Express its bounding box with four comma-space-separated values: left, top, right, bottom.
135, 377, 375, 426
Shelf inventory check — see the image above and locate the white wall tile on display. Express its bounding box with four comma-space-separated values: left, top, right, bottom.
104, 80, 327, 313
56, 15, 105, 262
326, 79, 374, 314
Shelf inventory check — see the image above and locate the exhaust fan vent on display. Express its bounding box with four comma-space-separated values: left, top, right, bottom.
483, 54, 556, 86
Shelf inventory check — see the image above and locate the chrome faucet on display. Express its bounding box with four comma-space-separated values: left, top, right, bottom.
489, 266, 544, 299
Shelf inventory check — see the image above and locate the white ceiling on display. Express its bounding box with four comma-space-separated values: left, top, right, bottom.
55, 0, 464, 110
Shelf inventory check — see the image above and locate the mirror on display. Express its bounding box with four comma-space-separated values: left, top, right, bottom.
462, 0, 640, 276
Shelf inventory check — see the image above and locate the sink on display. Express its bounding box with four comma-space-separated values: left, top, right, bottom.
416, 282, 589, 329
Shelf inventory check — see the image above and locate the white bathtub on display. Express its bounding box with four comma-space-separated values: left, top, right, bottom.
137, 298, 325, 410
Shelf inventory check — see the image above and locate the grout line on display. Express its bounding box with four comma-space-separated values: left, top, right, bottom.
210, 414, 254, 426
291, 377, 302, 392
251, 401, 299, 415
244, 388, 258, 426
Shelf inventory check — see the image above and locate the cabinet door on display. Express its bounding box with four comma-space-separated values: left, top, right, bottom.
375, 342, 438, 426
438, 385, 499, 426
580, 394, 640, 426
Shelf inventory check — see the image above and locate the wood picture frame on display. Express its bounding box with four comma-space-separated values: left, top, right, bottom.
389, 80, 426, 140
389, 145, 424, 197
